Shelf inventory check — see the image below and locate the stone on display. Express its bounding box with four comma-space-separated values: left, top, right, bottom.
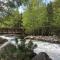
32, 52, 52, 60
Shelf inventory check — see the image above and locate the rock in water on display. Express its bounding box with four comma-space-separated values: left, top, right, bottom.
32, 52, 52, 60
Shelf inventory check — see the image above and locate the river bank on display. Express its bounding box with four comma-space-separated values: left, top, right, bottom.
25, 35, 60, 44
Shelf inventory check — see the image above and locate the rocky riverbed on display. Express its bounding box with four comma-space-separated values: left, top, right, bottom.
25, 36, 60, 44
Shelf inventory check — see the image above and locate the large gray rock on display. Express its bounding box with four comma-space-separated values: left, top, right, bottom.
32, 52, 52, 60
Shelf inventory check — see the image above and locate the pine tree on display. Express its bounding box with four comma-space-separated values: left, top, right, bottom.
45, 2, 54, 35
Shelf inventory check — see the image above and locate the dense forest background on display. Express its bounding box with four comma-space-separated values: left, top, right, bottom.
0, 0, 60, 36
0, 0, 60, 60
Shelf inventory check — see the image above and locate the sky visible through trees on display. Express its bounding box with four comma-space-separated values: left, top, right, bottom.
19, 0, 54, 13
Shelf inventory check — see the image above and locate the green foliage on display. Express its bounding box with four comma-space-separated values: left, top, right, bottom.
43, 2, 54, 35
0, 11, 22, 28
51, 0, 60, 35
22, 0, 47, 35
54, 0, 60, 8
22, 0, 60, 35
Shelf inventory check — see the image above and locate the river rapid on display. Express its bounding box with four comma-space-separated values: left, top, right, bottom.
33, 41, 60, 60
0, 35, 60, 60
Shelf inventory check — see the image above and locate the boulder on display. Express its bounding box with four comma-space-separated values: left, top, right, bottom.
32, 52, 52, 60
0, 38, 7, 44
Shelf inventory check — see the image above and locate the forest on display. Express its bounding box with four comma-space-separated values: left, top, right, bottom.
0, 0, 60, 36
0, 0, 60, 60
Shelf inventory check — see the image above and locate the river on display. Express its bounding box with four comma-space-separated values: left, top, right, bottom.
0, 35, 60, 60
33, 41, 60, 60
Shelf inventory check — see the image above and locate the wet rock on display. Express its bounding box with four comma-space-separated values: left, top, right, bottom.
0, 38, 7, 44
32, 52, 52, 60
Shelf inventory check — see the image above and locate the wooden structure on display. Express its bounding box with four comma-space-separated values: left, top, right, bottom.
0, 27, 24, 34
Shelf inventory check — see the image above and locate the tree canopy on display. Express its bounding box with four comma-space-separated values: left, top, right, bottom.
0, 0, 60, 35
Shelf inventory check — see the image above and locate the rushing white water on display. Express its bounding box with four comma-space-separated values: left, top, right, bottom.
33, 41, 60, 60
0, 35, 60, 60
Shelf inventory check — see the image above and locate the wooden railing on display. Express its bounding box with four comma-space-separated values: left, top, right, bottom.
0, 28, 24, 34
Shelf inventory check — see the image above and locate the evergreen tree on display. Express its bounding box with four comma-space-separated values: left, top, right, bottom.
44, 2, 54, 35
